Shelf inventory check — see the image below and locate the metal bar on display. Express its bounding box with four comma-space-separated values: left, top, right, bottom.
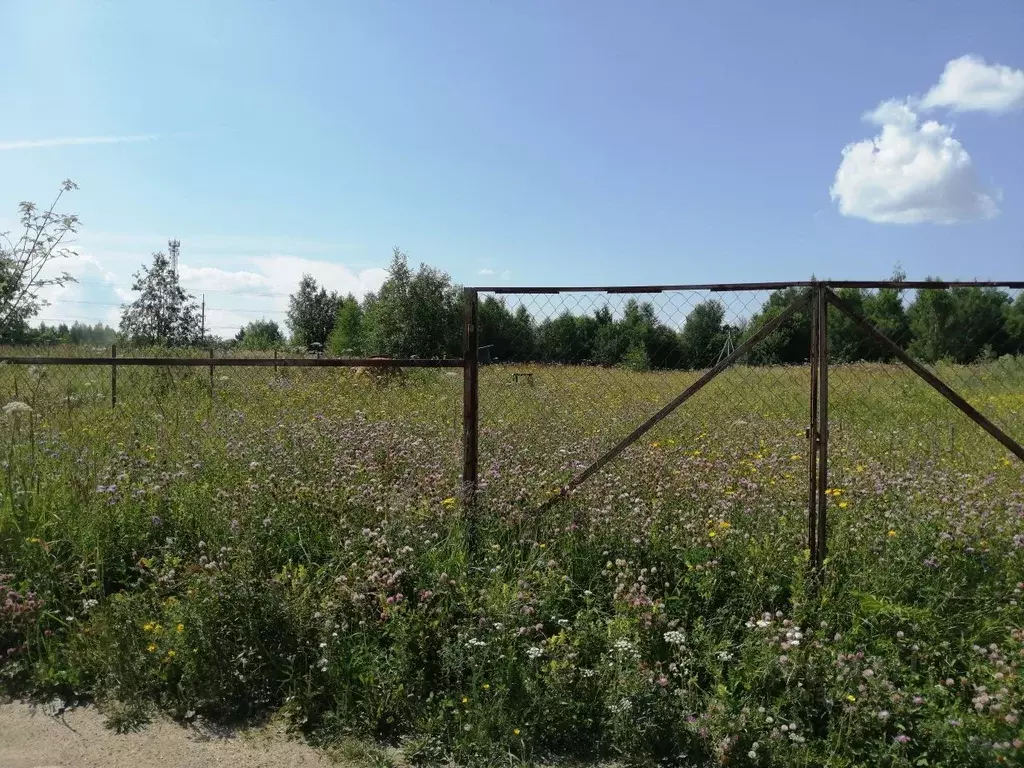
816, 287, 830, 573
807, 289, 819, 567
824, 280, 1024, 290
475, 279, 1024, 294
826, 288, 1024, 463
544, 289, 812, 507
462, 289, 480, 500
0, 356, 465, 368
111, 343, 117, 408
478, 281, 816, 294
209, 348, 215, 397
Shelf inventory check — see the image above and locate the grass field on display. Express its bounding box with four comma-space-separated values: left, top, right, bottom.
1, 356, 1023, 767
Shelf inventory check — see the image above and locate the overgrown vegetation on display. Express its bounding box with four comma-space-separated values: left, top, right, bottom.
1, 355, 1022, 767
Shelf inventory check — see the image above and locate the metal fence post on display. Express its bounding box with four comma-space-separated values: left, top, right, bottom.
208, 348, 214, 398
111, 343, 117, 408
462, 288, 480, 543
807, 288, 819, 567
815, 285, 830, 573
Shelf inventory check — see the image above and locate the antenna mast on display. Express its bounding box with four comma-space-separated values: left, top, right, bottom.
168, 239, 181, 276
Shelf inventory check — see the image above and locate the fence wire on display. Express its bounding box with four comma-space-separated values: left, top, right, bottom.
475, 287, 815, 528
2, 281, 1022, 553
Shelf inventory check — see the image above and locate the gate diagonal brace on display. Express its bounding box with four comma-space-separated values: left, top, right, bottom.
541, 288, 813, 511
825, 288, 1024, 464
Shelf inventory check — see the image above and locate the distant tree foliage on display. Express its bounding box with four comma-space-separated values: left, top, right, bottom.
327, 295, 364, 356
45, 245, 1012, 368
361, 248, 462, 358
119, 250, 204, 346
30, 321, 117, 347
234, 319, 284, 350
286, 275, 340, 350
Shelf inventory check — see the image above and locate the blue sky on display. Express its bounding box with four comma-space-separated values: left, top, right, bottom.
1, 1, 1022, 334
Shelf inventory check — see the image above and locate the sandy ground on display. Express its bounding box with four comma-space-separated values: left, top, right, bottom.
0, 700, 333, 768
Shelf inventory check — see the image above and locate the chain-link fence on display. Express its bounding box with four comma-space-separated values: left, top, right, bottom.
466, 280, 1024, 566
3, 280, 1022, 566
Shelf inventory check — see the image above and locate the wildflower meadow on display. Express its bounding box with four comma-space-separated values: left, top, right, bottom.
1, 356, 1023, 767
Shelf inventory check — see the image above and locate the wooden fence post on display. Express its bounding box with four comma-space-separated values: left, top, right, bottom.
208, 348, 214, 398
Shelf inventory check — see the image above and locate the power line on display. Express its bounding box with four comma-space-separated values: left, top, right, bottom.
53, 299, 287, 314
71, 279, 292, 298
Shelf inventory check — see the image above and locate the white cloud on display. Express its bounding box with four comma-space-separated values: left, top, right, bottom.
477, 268, 495, 276
0, 134, 160, 151
33, 237, 389, 339
831, 54, 1023, 224
830, 101, 998, 224
921, 55, 1024, 114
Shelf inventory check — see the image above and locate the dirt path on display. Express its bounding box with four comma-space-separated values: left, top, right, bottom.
0, 700, 333, 768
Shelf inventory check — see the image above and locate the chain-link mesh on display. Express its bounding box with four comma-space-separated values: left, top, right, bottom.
475, 287, 816, 550
475, 283, 1024, 543
825, 286, 1024, 552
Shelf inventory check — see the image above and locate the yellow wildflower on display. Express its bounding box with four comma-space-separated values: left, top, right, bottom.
142, 622, 155, 632
790, 454, 801, 460
847, 694, 856, 702
441, 497, 457, 507
176, 623, 184, 634
838, 501, 849, 509
166, 649, 176, 658
887, 530, 897, 538
462, 696, 469, 704
482, 683, 490, 690
718, 521, 731, 529
513, 728, 521, 736
708, 531, 717, 538
147, 643, 157, 653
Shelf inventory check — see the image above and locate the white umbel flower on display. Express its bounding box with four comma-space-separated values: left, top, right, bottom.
3, 401, 33, 416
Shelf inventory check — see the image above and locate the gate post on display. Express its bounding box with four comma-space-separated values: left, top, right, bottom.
815, 285, 830, 574
111, 343, 117, 408
462, 288, 480, 503
807, 288, 819, 567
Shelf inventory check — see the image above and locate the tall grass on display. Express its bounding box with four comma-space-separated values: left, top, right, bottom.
1, 359, 1022, 766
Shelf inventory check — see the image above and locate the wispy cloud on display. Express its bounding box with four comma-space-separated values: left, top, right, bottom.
0, 134, 160, 151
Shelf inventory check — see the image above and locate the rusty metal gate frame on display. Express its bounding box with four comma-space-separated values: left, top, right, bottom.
807, 285, 1024, 572
466, 280, 1024, 574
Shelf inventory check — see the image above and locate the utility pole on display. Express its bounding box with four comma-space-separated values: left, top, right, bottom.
200, 294, 205, 343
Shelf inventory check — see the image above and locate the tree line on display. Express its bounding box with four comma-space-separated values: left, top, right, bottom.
3, 184, 1023, 365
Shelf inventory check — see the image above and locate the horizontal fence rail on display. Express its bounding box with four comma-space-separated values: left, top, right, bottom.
0, 356, 464, 368
475, 279, 1024, 294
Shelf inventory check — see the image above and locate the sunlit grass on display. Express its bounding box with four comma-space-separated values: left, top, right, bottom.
1, 357, 1022, 766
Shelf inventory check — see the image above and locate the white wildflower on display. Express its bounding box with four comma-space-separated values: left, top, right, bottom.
3, 401, 33, 416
